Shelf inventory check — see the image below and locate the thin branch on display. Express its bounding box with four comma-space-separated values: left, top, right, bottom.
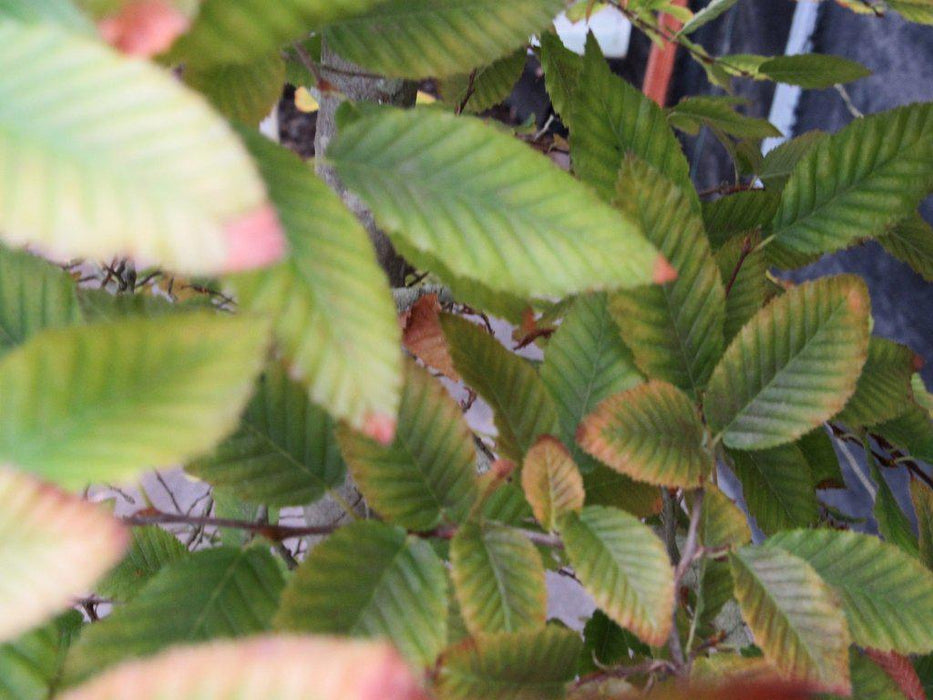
573, 659, 677, 688
456, 69, 478, 115
670, 488, 705, 672
723, 235, 754, 297
122, 510, 340, 541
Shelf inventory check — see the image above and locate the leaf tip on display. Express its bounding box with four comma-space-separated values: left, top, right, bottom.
363, 412, 397, 445
223, 204, 286, 272
653, 255, 678, 284
98, 0, 190, 58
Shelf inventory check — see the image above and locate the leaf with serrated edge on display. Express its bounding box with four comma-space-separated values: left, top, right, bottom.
328, 106, 671, 300
402, 294, 458, 381
440, 48, 527, 113
96, 526, 187, 603
578, 380, 712, 488
437, 627, 582, 700
538, 31, 582, 126
700, 485, 751, 551
450, 521, 547, 635
232, 130, 401, 436
560, 506, 674, 646
442, 314, 558, 462
871, 458, 919, 557
185, 54, 286, 127
771, 103, 933, 256
323, 0, 564, 78
702, 189, 781, 250
767, 529, 933, 654
275, 521, 447, 666
911, 479, 933, 571
716, 232, 771, 344
0, 313, 268, 488
706, 275, 871, 450
0, 20, 281, 275
0, 610, 82, 699
0, 468, 126, 643
521, 436, 585, 531
835, 337, 916, 427
337, 360, 478, 530
878, 213, 933, 283
730, 546, 851, 694
63, 636, 428, 700
759, 53, 871, 89
610, 158, 725, 398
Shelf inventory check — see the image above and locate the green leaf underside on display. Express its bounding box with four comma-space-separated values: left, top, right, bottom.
329, 106, 665, 299
730, 546, 851, 694
95, 527, 187, 603
835, 337, 916, 427
758, 53, 871, 89
705, 275, 871, 450
275, 520, 447, 666
538, 31, 582, 126
878, 213, 933, 282
437, 627, 582, 700
578, 380, 712, 488
521, 436, 585, 531
442, 314, 558, 462
758, 131, 828, 189
772, 103, 933, 255
716, 233, 772, 344
702, 189, 780, 250
450, 521, 547, 636
0, 19, 269, 274
184, 55, 286, 127
0, 245, 81, 352
187, 361, 347, 507
572, 35, 696, 206
767, 529, 933, 654
0, 313, 268, 488
337, 360, 478, 531
233, 130, 401, 432
0, 611, 82, 700
66, 546, 284, 681
323, 0, 564, 78
727, 444, 818, 533
440, 48, 527, 113
610, 158, 726, 398
870, 459, 920, 557
669, 97, 781, 139
560, 506, 674, 646
540, 293, 643, 472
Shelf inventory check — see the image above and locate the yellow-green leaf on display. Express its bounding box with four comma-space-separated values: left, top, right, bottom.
521, 436, 585, 531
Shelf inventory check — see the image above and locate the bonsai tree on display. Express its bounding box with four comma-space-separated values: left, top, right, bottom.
0, 0, 931, 698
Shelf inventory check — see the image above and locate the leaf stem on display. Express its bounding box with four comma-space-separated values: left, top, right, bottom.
669, 488, 705, 672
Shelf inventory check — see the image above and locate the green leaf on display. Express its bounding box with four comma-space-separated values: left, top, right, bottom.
328, 106, 668, 300
870, 458, 919, 557
0, 245, 81, 353
835, 337, 916, 427
758, 53, 872, 89
668, 97, 781, 140
323, 0, 563, 78
450, 521, 547, 635
771, 103, 933, 256
702, 189, 780, 249
275, 520, 448, 666
845, 649, 911, 700
540, 293, 643, 472
538, 31, 582, 126
0, 468, 126, 644
482, 482, 535, 527
610, 159, 725, 397
727, 444, 818, 533
578, 609, 650, 676
0, 20, 277, 276
911, 479, 933, 571
874, 403, 933, 463
571, 34, 696, 206
766, 529, 933, 654
66, 546, 284, 681
715, 232, 772, 343
0, 0, 95, 33
232, 130, 401, 434
439, 48, 527, 113
0, 611, 82, 700
758, 131, 828, 190
95, 527, 187, 603
700, 485, 751, 551
799, 427, 845, 490
578, 380, 712, 488
730, 546, 851, 694
582, 465, 662, 519
706, 275, 871, 450
560, 506, 674, 646
187, 361, 347, 507
0, 313, 268, 488
678, 0, 739, 35
184, 55, 286, 127
887, 0, 933, 24
437, 627, 582, 700
442, 314, 558, 462
337, 360, 478, 530
521, 436, 585, 531
878, 213, 933, 282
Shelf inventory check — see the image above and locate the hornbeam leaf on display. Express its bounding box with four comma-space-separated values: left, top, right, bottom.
232, 131, 401, 435
185, 54, 286, 127
668, 96, 781, 140
887, 0, 933, 24
911, 479, 933, 571
870, 459, 919, 557
878, 213, 933, 282
0, 20, 281, 275
835, 337, 916, 427
678, 0, 740, 35
538, 31, 582, 126
521, 436, 585, 532
0, 314, 268, 488
275, 521, 448, 666
730, 546, 851, 694
323, 0, 564, 79
578, 380, 713, 488
439, 48, 527, 114
63, 636, 428, 700
706, 275, 871, 450
187, 362, 347, 508
848, 649, 916, 700
758, 130, 828, 190
328, 106, 671, 300
0, 0, 94, 33
874, 403, 933, 463
337, 360, 478, 531
450, 521, 547, 636
702, 189, 780, 249
758, 53, 872, 89
767, 529, 933, 654
700, 485, 751, 551
0, 468, 127, 643
771, 103, 933, 256
715, 232, 772, 344
0, 611, 82, 700
66, 546, 285, 681
560, 506, 674, 646
441, 314, 559, 462
571, 34, 696, 206
95, 526, 187, 603
609, 158, 726, 397
437, 627, 582, 700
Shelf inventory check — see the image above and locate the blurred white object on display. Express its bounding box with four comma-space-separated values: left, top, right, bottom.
554, 7, 632, 58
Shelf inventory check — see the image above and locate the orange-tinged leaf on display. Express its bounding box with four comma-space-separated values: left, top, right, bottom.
402, 295, 458, 381
222, 204, 286, 272
98, 0, 190, 57
521, 437, 585, 532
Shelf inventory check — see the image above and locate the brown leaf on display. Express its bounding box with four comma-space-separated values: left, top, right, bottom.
402, 294, 459, 380
864, 648, 926, 700
98, 0, 191, 58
